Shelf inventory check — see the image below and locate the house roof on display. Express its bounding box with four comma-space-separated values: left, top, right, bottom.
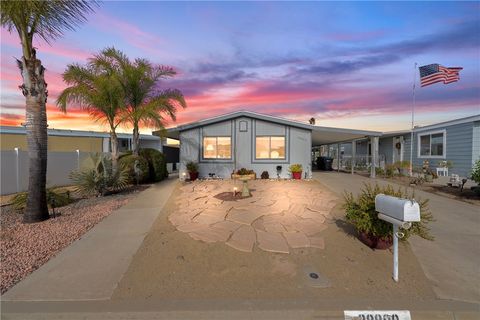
412, 114, 480, 132
164, 110, 382, 145
381, 114, 480, 137
0, 126, 161, 141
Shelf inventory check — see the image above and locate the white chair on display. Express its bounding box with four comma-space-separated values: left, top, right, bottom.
436, 167, 448, 176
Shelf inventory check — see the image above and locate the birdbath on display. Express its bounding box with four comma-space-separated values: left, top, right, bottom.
232, 173, 255, 197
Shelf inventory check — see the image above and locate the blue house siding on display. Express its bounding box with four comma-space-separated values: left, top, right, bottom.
399, 122, 473, 177
379, 136, 394, 164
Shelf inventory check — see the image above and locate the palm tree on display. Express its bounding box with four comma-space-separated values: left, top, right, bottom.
1, 0, 97, 223
57, 59, 124, 168
98, 48, 187, 156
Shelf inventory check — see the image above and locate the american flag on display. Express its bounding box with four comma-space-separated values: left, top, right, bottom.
419, 64, 463, 87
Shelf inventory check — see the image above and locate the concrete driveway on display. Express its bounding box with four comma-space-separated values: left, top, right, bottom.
313, 171, 480, 304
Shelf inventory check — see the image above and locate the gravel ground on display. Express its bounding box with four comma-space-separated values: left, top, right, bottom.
0, 189, 145, 294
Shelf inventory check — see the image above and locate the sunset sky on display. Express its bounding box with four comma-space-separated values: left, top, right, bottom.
1, 1, 479, 134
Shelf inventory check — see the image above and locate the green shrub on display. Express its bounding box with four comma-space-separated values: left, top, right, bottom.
119, 154, 149, 184
471, 159, 480, 185
139, 148, 167, 182
375, 167, 385, 176
12, 187, 73, 211
70, 153, 130, 197
344, 183, 434, 242
288, 164, 303, 173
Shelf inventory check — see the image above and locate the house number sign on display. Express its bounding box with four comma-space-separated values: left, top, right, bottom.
344, 310, 411, 320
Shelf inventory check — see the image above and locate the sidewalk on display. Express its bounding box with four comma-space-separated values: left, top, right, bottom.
312, 171, 480, 304
2, 177, 178, 301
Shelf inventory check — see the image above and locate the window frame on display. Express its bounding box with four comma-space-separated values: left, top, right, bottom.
417, 129, 446, 159
202, 136, 232, 160
254, 135, 286, 160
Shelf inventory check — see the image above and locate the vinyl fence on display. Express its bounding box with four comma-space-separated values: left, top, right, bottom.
0, 150, 92, 195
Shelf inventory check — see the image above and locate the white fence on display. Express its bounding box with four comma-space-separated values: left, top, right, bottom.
0, 150, 91, 195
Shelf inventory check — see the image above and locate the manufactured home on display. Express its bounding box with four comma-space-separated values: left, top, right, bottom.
165, 111, 382, 179
320, 115, 480, 178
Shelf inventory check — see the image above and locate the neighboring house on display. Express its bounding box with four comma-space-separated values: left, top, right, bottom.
337, 115, 480, 177
0, 125, 162, 152
166, 111, 381, 179
0, 126, 173, 195
386, 115, 480, 177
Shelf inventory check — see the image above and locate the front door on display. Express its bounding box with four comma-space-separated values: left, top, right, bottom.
392, 136, 404, 163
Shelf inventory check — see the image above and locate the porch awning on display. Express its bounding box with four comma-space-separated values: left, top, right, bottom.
311, 126, 381, 146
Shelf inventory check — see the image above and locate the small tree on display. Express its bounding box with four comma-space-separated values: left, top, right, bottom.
98, 47, 187, 156
57, 52, 124, 169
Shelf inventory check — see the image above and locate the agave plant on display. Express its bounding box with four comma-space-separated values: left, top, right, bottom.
70, 153, 130, 197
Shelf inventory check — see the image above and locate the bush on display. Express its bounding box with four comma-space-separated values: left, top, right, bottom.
70, 153, 130, 197
375, 167, 385, 176
261, 171, 269, 179
119, 154, 149, 184
288, 164, 303, 173
12, 187, 73, 211
344, 183, 434, 242
471, 159, 480, 185
139, 148, 167, 182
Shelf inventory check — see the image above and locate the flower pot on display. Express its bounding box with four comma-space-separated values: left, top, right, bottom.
189, 171, 198, 181
358, 231, 393, 250
292, 171, 302, 180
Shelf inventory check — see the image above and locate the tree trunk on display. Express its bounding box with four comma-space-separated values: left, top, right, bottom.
132, 124, 140, 156
17, 55, 49, 223
110, 130, 119, 170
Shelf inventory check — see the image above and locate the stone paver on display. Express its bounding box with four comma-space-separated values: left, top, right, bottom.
256, 230, 289, 254
168, 180, 337, 254
226, 225, 256, 252
283, 232, 310, 248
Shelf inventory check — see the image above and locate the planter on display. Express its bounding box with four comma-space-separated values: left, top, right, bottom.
358, 231, 393, 250
189, 171, 199, 181
292, 171, 302, 180
231, 173, 256, 180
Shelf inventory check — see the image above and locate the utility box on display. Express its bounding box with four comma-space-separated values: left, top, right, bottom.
375, 194, 420, 222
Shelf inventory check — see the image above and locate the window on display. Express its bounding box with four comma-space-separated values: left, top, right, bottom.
203, 137, 231, 159
418, 131, 445, 157
255, 136, 285, 159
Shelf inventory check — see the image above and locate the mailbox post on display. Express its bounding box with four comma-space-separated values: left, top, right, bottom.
375, 194, 420, 282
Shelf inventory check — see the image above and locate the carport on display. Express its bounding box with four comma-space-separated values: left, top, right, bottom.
310, 126, 382, 178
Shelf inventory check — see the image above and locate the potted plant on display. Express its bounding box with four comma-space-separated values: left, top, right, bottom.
344, 183, 434, 249
289, 164, 303, 180
186, 161, 199, 181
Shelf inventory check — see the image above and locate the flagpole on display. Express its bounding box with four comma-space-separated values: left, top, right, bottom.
409, 62, 417, 176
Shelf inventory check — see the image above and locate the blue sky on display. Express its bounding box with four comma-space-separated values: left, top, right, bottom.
1, 1, 479, 132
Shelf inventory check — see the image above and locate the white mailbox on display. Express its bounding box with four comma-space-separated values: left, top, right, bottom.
375, 194, 420, 222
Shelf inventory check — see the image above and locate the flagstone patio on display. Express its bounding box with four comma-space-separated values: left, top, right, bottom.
168, 179, 337, 254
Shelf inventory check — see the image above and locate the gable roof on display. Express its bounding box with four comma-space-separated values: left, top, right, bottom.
164, 110, 382, 144
167, 110, 313, 132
